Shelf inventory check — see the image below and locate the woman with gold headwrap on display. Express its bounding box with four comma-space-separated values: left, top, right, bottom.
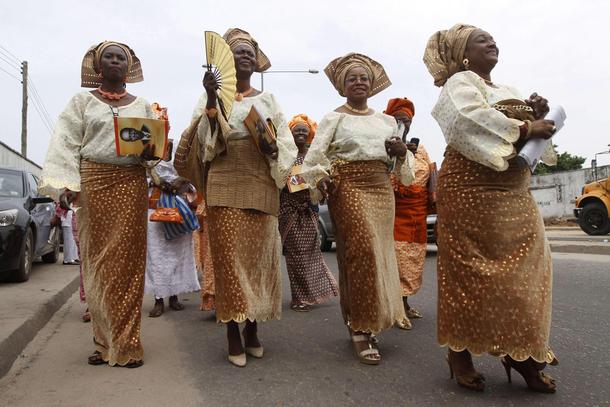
188, 28, 297, 367
301, 53, 415, 365
279, 114, 338, 312
39, 41, 155, 368
384, 98, 432, 329
424, 24, 558, 392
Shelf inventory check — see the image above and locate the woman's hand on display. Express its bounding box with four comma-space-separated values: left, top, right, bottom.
140, 144, 157, 160
525, 92, 550, 120
385, 137, 407, 158
203, 71, 218, 106
259, 138, 279, 160
316, 176, 336, 203
60, 189, 79, 206
526, 119, 556, 140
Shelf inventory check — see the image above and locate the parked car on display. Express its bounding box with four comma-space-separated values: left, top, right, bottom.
317, 203, 438, 249
574, 177, 610, 235
317, 204, 334, 251
0, 167, 60, 282
426, 214, 437, 244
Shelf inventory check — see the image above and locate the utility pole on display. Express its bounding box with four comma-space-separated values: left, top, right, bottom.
21, 61, 28, 158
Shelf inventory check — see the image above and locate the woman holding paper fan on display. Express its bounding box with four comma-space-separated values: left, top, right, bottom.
279, 114, 338, 312
301, 53, 415, 365
39, 41, 156, 368
424, 24, 558, 392
189, 28, 297, 367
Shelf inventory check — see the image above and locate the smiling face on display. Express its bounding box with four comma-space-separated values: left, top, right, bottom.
233, 43, 256, 79
99, 45, 129, 82
291, 123, 309, 149
464, 29, 499, 75
343, 66, 371, 103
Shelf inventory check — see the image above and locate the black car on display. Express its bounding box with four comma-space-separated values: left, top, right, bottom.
0, 167, 60, 282
317, 204, 334, 251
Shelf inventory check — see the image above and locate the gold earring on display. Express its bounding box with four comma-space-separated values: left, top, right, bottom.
462, 58, 470, 70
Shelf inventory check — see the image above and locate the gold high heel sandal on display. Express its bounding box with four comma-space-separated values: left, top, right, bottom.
501, 357, 556, 393
446, 353, 485, 392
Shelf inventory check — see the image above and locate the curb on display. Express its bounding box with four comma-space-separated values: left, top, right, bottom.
0, 274, 79, 379
550, 244, 610, 256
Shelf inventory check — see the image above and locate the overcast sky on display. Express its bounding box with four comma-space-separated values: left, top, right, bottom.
1, 0, 609, 168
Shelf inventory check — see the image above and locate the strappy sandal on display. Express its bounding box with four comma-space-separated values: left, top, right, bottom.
351, 334, 381, 365
290, 303, 311, 312
87, 351, 106, 366
406, 307, 423, 319
120, 359, 144, 369
446, 352, 486, 392
502, 356, 556, 393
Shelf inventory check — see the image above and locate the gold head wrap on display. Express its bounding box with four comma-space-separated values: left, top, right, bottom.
288, 113, 318, 145
423, 23, 477, 87
223, 28, 271, 72
81, 41, 143, 88
324, 52, 391, 97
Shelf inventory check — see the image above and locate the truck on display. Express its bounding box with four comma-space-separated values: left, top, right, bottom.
574, 177, 610, 235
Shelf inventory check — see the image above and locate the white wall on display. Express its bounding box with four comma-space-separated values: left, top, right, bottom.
0, 141, 41, 176
529, 165, 610, 219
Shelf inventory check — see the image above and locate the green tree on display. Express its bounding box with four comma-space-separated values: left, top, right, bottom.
534, 144, 586, 175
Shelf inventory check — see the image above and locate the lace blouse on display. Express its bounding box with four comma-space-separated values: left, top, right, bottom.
301, 111, 415, 187
432, 71, 556, 171
39, 91, 154, 193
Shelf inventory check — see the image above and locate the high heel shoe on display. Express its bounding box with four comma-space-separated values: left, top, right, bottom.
228, 353, 247, 367
501, 357, 556, 393
446, 353, 485, 392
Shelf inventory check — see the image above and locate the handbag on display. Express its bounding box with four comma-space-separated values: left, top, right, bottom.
149, 207, 184, 223
158, 191, 200, 240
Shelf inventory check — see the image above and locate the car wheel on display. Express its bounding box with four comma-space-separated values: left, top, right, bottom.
14, 228, 34, 282
42, 227, 60, 263
578, 202, 610, 235
318, 221, 332, 252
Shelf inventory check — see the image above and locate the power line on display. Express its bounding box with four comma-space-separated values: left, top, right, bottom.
28, 77, 54, 128
0, 54, 20, 70
0, 65, 20, 81
0, 44, 21, 64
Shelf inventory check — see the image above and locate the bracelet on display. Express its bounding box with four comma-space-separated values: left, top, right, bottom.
205, 107, 218, 118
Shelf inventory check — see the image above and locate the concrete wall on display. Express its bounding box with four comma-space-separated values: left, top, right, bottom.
530, 165, 610, 219
0, 141, 41, 176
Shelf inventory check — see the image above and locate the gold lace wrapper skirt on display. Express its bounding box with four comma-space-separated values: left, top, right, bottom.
329, 160, 406, 333
78, 160, 148, 366
395, 241, 426, 296
207, 207, 281, 323
437, 148, 555, 363
194, 217, 216, 311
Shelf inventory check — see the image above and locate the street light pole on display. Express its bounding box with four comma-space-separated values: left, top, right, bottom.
592, 144, 610, 180
260, 69, 319, 91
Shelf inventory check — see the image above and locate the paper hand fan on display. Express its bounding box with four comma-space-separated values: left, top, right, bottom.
205, 31, 237, 120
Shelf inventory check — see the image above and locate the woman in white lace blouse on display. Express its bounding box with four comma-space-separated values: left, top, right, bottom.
301, 53, 414, 365
424, 24, 558, 393
39, 41, 155, 368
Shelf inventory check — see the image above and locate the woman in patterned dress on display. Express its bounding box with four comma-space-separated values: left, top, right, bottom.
279, 114, 338, 312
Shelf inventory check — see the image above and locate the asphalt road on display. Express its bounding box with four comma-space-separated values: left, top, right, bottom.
0, 248, 608, 406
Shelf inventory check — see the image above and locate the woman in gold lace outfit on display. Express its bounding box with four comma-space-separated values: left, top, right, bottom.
40, 41, 155, 368
302, 53, 414, 365
189, 28, 297, 367
424, 24, 558, 392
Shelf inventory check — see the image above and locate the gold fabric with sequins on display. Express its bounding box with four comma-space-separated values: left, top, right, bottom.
206, 207, 282, 323
78, 160, 148, 366
328, 160, 406, 333
436, 148, 555, 363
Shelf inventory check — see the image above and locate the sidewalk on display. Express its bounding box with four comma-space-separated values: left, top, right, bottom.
0, 255, 79, 378
545, 226, 610, 255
